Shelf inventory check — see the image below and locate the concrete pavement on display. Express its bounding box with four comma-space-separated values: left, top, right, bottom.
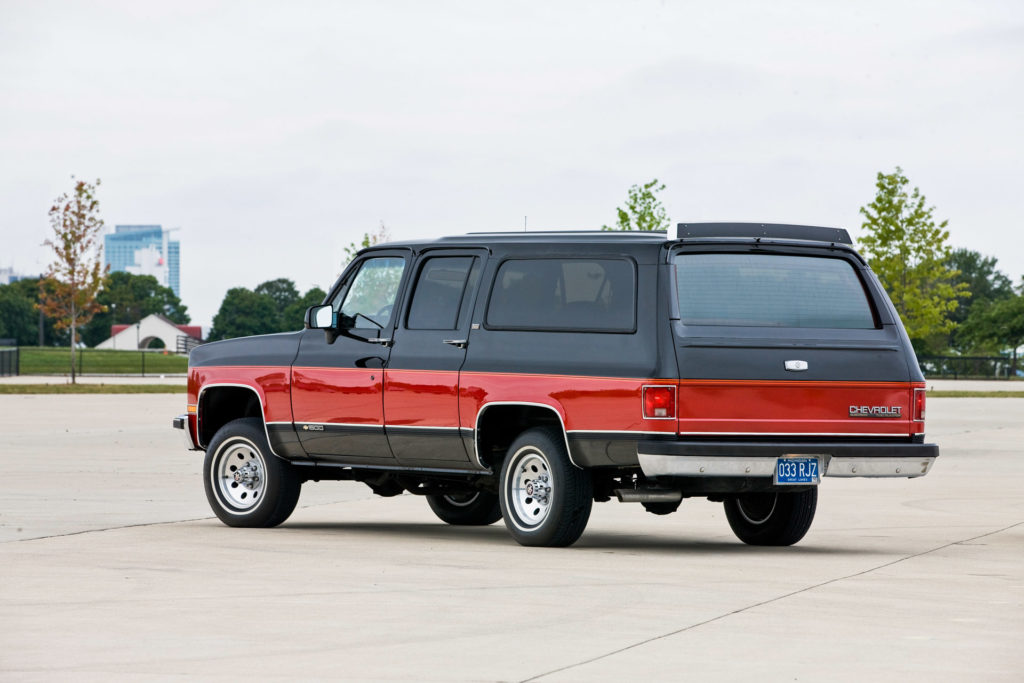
0, 395, 1021, 681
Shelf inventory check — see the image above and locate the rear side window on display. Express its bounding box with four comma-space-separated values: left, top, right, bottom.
674, 253, 876, 328
486, 258, 636, 332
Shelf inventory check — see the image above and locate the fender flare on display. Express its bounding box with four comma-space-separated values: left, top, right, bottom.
473, 401, 580, 470
197, 382, 281, 458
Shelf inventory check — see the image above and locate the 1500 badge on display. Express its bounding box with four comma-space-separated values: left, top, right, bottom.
849, 406, 902, 417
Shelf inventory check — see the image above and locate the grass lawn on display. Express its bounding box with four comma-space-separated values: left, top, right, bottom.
16, 346, 188, 375
0, 384, 185, 394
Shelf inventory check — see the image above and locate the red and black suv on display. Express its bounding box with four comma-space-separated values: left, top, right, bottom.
174, 223, 938, 547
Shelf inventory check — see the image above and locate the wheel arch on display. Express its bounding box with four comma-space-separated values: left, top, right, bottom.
197, 383, 280, 457
473, 401, 579, 471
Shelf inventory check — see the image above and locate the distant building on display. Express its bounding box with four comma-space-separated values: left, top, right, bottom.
104, 225, 181, 296
96, 313, 202, 353
0, 267, 33, 284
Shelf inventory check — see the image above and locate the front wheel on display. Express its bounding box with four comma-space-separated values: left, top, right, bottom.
723, 488, 817, 546
203, 418, 301, 528
498, 428, 592, 547
426, 491, 502, 526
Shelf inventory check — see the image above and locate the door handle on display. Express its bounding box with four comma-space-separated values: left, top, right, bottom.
368, 337, 392, 346
443, 339, 468, 349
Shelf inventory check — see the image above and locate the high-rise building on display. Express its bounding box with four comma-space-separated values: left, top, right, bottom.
104, 225, 181, 296
0, 267, 33, 284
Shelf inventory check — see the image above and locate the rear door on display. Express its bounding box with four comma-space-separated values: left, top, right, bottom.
670, 245, 923, 438
385, 249, 486, 468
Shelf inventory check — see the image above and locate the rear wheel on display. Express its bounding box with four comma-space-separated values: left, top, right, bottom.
723, 488, 817, 546
203, 418, 301, 528
426, 491, 502, 526
498, 427, 592, 547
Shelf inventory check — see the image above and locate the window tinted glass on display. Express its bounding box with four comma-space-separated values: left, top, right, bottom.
487, 258, 635, 331
406, 257, 474, 330
674, 253, 876, 328
339, 257, 405, 328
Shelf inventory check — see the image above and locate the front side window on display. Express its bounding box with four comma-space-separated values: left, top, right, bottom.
486, 258, 636, 332
674, 253, 876, 328
338, 256, 406, 328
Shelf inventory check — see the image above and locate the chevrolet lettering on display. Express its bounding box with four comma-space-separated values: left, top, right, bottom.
849, 406, 903, 418
174, 223, 939, 547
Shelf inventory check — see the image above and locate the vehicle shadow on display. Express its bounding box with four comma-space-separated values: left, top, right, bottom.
278, 521, 874, 556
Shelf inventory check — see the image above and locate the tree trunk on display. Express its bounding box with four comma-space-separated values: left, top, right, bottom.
70, 300, 76, 385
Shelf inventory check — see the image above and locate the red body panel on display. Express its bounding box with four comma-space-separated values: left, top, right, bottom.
459, 372, 677, 434
188, 365, 926, 448
384, 370, 461, 428
291, 366, 382, 425
677, 380, 925, 436
189, 365, 291, 422
187, 365, 290, 446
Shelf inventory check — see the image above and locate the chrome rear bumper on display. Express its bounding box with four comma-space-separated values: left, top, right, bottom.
638, 453, 934, 478
637, 440, 938, 479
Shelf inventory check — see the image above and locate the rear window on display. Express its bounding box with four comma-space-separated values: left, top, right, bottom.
486, 258, 636, 332
674, 253, 876, 328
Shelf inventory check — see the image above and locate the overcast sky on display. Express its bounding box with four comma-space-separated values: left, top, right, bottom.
2, 0, 1022, 330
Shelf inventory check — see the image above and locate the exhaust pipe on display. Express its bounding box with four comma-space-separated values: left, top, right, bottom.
614, 488, 683, 504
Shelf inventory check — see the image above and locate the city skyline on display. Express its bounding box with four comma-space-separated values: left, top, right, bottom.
104, 224, 181, 298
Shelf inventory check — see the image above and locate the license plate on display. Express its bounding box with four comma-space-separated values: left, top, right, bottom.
775, 457, 820, 485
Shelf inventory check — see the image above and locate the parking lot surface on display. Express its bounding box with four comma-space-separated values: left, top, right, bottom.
0, 394, 1021, 681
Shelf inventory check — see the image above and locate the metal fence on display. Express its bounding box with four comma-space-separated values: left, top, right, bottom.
176, 335, 202, 354
918, 355, 1019, 380
0, 338, 18, 377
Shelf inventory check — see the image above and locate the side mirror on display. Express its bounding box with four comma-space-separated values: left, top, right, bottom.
306, 305, 336, 329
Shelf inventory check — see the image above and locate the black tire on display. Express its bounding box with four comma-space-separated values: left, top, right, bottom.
723, 488, 817, 546
203, 417, 301, 528
426, 491, 503, 526
498, 427, 592, 547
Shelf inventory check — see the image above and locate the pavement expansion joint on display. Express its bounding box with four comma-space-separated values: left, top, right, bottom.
520, 520, 1024, 682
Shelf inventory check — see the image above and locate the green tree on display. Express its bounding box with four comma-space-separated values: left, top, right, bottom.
858, 168, 968, 351
208, 287, 278, 341
0, 284, 37, 345
0, 278, 62, 346
342, 222, 391, 266
945, 249, 1014, 351
208, 280, 325, 340
254, 278, 300, 312
38, 177, 110, 382
602, 179, 669, 232
959, 286, 1024, 372
81, 272, 190, 347
283, 286, 327, 330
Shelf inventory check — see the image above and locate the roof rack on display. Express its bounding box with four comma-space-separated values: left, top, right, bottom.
463, 230, 666, 237
676, 223, 852, 245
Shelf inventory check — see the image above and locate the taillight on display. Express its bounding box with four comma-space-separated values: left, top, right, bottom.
643, 386, 676, 419
913, 388, 926, 422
